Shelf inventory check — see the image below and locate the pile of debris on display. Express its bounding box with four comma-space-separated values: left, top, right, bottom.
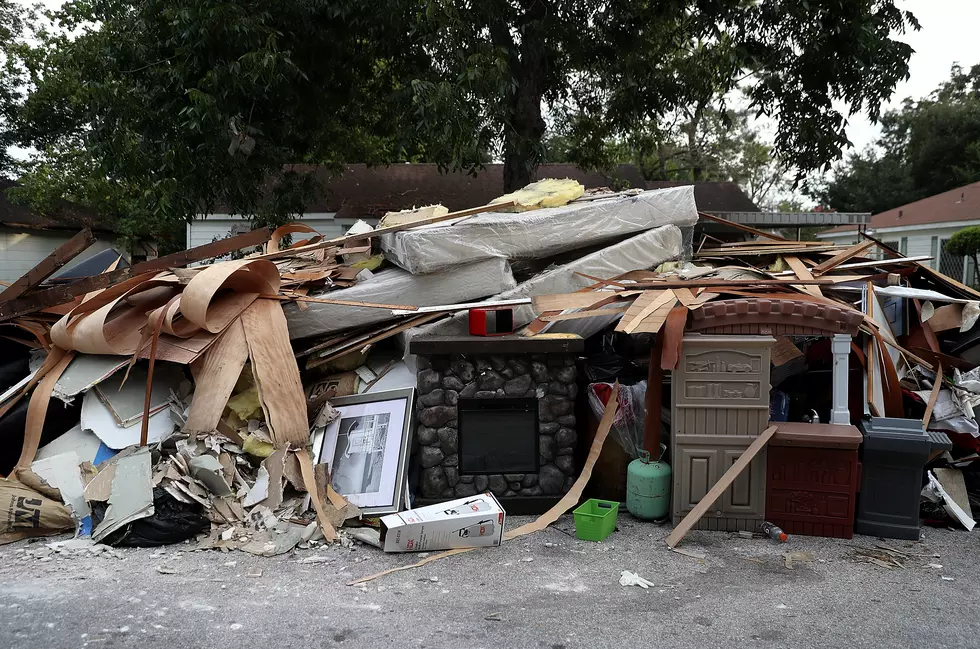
1, 174, 978, 568
0, 179, 698, 555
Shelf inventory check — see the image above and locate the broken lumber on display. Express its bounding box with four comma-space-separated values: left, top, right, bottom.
811, 239, 875, 275
0, 226, 273, 322
665, 425, 778, 548
0, 228, 95, 302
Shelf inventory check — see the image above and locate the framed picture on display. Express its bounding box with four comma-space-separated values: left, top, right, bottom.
314, 388, 415, 516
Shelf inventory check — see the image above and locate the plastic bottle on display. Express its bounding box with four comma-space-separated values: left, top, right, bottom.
761, 521, 788, 542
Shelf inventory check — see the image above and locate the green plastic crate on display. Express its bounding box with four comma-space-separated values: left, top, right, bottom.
573, 498, 619, 541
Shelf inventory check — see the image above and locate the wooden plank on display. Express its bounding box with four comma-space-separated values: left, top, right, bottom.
241, 299, 310, 448
279, 294, 419, 311
618, 291, 674, 333
665, 425, 778, 548
539, 304, 630, 322
783, 255, 824, 298
631, 278, 834, 288
771, 256, 932, 276
307, 313, 442, 367
923, 363, 943, 429
259, 200, 516, 261
697, 211, 787, 241
184, 319, 250, 434
0, 226, 273, 322
811, 239, 875, 275
0, 228, 95, 302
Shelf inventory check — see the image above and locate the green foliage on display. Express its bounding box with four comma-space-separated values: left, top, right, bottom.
0, 0, 32, 177
814, 64, 980, 213
946, 226, 980, 259
2, 0, 918, 242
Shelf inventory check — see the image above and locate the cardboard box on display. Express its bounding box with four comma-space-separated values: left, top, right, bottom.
380, 493, 505, 552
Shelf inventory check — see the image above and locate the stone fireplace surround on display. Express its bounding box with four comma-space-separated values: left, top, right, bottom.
409, 335, 585, 503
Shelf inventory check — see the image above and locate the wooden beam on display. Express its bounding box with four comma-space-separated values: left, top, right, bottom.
810, 239, 875, 275
259, 200, 517, 261
0, 226, 273, 322
665, 425, 778, 548
783, 255, 824, 298
0, 228, 95, 302
630, 278, 835, 289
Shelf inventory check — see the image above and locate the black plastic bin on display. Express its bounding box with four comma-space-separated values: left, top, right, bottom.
855, 417, 951, 540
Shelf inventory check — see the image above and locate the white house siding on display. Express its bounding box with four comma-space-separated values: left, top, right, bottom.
0, 228, 119, 284
186, 212, 368, 250
818, 219, 980, 286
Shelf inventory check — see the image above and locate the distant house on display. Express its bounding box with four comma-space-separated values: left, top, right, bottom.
817, 181, 980, 286
0, 180, 133, 284
186, 163, 768, 249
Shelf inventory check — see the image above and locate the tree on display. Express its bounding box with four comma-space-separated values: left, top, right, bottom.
947, 226, 980, 287
9, 0, 435, 232
5, 0, 918, 238
0, 0, 32, 177
546, 105, 794, 210
417, 1, 917, 191
814, 64, 980, 213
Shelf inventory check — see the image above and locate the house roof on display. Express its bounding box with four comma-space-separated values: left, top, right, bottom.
278, 163, 758, 219
820, 181, 980, 236
0, 180, 115, 233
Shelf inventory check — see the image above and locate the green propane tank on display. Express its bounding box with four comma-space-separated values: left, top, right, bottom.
626, 448, 671, 521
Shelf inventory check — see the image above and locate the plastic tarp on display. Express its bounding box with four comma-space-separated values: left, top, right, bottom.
284, 257, 516, 341
401, 224, 684, 368
381, 186, 697, 275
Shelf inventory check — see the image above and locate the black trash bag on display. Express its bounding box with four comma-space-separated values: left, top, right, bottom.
90, 487, 210, 547
583, 331, 645, 383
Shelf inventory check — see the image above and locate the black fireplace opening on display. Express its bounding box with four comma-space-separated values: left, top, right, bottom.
457, 398, 539, 474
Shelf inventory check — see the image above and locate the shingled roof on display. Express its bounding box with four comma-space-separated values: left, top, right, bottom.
821, 181, 980, 235
0, 180, 116, 232
281, 164, 758, 219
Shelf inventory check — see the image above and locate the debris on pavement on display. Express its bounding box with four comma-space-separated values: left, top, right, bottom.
0, 175, 979, 593
619, 570, 655, 589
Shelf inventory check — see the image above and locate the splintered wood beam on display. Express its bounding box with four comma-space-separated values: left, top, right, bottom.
810, 239, 875, 275
0, 228, 95, 302
783, 255, 824, 298
0, 226, 273, 322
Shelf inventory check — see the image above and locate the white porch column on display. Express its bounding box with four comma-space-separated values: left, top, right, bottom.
831, 333, 851, 425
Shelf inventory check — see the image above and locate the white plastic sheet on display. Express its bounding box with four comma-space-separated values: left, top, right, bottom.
283, 257, 516, 340
381, 186, 697, 274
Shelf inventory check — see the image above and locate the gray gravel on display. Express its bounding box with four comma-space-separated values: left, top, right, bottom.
1, 515, 977, 648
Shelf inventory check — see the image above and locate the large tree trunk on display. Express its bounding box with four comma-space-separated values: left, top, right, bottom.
502, 17, 548, 193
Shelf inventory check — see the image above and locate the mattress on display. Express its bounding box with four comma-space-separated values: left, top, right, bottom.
284, 257, 516, 341
381, 186, 697, 275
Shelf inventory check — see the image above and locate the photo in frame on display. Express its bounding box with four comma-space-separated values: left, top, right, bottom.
313, 388, 415, 516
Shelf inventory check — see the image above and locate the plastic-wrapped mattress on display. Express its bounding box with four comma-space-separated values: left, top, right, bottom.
284, 257, 516, 340
380, 186, 697, 275
400, 224, 684, 366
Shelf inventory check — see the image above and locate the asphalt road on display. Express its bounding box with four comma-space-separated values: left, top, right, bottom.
1, 516, 976, 649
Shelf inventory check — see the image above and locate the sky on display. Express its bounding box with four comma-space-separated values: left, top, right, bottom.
7, 0, 980, 164
844, 0, 980, 151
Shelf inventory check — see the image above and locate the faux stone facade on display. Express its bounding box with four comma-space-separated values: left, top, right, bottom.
414, 352, 578, 500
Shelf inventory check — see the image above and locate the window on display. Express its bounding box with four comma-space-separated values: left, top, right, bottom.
899, 237, 908, 256
882, 241, 899, 261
